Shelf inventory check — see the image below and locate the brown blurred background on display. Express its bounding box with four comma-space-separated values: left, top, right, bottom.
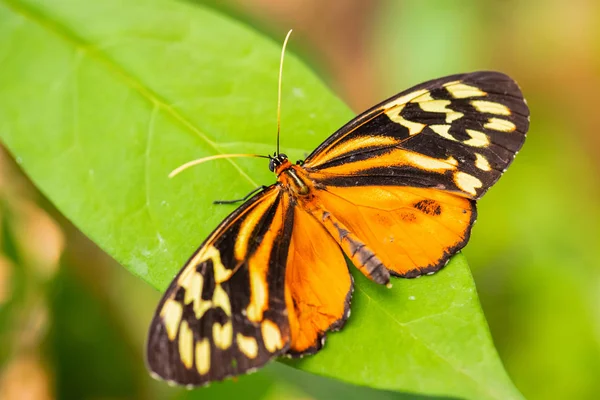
1, 1, 599, 399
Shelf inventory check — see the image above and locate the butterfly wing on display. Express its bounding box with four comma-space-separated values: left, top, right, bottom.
284, 204, 353, 356
147, 71, 530, 381
146, 186, 294, 386
303, 71, 528, 277
313, 185, 475, 277
304, 71, 529, 199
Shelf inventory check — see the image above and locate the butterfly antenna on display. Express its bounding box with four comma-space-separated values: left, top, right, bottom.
276, 29, 293, 156
169, 154, 269, 178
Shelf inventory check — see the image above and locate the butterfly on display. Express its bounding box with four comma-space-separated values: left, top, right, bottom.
145, 31, 529, 386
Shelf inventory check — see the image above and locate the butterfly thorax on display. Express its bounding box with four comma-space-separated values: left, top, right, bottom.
272, 156, 311, 197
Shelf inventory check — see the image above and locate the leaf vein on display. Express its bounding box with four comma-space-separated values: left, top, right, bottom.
2, 0, 258, 188
353, 284, 503, 400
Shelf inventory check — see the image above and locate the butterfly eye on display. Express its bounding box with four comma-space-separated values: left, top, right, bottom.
269, 159, 276, 172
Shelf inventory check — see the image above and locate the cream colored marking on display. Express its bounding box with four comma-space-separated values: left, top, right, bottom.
414, 96, 464, 123
261, 320, 284, 353
323, 135, 400, 162
245, 204, 284, 323
183, 272, 203, 305
484, 118, 516, 132
209, 247, 233, 283
464, 129, 490, 147
213, 321, 233, 350
193, 299, 212, 320
188, 247, 210, 271
237, 333, 259, 359
455, 172, 483, 196
195, 338, 211, 375
161, 299, 183, 341
471, 100, 511, 115
310, 94, 423, 164
212, 283, 231, 316
446, 112, 464, 123
385, 106, 426, 136
419, 99, 452, 114
234, 192, 277, 261
445, 82, 486, 98
430, 124, 457, 141
178, 320, 194, 369
178, 265, 195, 290
475, 153, 492, 171
188, 245, 232, 283
383, 89, 429, 109
404, 152, 457, 172
179, 268, 210, 320
409, 91, 434, 103
447, 156, 459, 166
320, 144, 450, 175
246, 271, 268, 322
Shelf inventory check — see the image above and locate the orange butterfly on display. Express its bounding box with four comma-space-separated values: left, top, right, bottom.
146, 33, 529, 387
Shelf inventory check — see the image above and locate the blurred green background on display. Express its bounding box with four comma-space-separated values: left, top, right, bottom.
1, 1, 599, 399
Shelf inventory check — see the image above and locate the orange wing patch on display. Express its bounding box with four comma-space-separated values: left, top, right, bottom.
244, 193, 286, 323
315, 185, 475, 278
285, 206, 352, 355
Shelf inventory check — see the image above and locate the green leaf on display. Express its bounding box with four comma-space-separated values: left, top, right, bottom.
0, 0, 522, 399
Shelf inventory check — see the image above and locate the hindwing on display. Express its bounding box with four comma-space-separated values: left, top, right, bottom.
312, 185, 476, 278
284, 205, 353, 356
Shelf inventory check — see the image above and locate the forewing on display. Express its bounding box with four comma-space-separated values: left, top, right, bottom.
146, 186, 294, 386
304, 71, 529, 199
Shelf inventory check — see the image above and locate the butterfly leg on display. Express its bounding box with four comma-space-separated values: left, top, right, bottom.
213, 186, 269, 205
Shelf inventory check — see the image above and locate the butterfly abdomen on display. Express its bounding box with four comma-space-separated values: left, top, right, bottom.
313, 208, 391, 286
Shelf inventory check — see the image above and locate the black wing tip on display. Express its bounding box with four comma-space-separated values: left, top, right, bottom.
419, 70, 522, 89
457, 70, 517, 82
146, 318, 292, 388
451, 70, 528, 100
146, 348, 271, 389
144, 317, 210, 387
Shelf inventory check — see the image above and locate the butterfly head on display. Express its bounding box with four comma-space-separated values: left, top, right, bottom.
269, 153, 290, 174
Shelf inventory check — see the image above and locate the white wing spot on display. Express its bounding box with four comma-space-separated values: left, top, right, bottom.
475, 153, 492, 171
484, 118, 516, 132
195, 338, 211, 375
445, 82, 487, 98
385, 106, 427, 136
178, 320, 194, 368
430, 124, 458, 142
161, 299, 183, 341
237, 333, 259, 359
261, 320, 284, 353
454, 172, 482, 196
213, 321, 233, 350
464, 129, 490, 147
471, 100, 511, 115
